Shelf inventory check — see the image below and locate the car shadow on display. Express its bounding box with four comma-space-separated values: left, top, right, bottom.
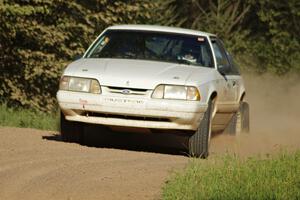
42, 125, 190, 157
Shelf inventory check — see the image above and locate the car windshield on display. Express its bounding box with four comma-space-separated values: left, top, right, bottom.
86, 30, 214, 68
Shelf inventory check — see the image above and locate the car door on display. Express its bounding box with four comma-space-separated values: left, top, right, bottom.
210, 38, 239, 108
226, 51, 242, 103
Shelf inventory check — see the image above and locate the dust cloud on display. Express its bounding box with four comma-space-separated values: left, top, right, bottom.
211, 73, 300, 157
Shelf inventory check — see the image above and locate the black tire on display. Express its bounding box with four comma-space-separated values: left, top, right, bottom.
60, 112, 84, 143
240, 102, 250, 133
188, 99, 214, 158
226, 102, 250, 135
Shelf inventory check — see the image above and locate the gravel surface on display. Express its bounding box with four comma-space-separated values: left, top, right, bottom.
0, 127, 189, 200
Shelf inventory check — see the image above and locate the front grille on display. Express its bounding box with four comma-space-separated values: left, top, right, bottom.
107, 86, 148, 95
84, 112, 171, 122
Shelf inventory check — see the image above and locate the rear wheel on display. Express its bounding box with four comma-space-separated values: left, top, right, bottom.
226, 102, 250, 135
60, 112, 83, 143
188, 98, 214, 158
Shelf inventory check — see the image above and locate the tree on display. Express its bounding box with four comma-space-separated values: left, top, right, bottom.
158, 0, 251, 50
0, 0, 159, 111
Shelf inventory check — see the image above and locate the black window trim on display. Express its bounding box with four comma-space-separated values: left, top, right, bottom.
210, 36, 240, 75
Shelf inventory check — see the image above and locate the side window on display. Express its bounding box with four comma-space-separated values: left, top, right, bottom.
211, 39, 230, 70
227, 53, 240, 75
211, 38, 240, 75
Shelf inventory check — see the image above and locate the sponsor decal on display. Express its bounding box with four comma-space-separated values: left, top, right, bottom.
104, 97, 144, 105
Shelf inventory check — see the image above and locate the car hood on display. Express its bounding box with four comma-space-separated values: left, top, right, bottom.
64, 58, 213, 89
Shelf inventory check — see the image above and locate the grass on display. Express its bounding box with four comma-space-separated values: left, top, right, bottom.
0, 104, 58, 131
163, 152, 300, 200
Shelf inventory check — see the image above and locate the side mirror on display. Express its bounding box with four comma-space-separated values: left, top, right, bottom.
218, 64, 230, 76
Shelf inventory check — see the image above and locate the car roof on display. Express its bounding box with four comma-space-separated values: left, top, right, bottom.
106, 24, 216, 37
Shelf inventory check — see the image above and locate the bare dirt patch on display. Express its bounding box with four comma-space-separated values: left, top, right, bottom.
0, 127, 187, 200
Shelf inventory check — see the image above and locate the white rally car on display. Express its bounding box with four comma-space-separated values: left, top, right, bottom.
57, 25, 249, 158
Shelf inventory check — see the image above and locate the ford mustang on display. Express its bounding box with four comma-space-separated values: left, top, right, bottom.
57, 25, 249, 158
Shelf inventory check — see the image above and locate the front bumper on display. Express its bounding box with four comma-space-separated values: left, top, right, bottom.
57, 90, 208, 131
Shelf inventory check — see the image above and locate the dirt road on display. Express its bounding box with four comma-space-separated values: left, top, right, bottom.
0, 74, 300, 200
0, 127, 190, 200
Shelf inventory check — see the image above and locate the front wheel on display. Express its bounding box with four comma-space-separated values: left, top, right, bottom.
188, 99, 214, 158
60, 112, 83, 143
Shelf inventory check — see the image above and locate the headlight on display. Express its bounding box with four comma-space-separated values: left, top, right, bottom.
59, 76, 101, 94
152, 85, 200, 101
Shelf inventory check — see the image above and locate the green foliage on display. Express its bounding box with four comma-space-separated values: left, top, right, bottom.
158, 0, 251, 51
163, 152, 300, 200
244, 0, 300, 74
0, 0, 159, 112
0, 104, 58, 131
